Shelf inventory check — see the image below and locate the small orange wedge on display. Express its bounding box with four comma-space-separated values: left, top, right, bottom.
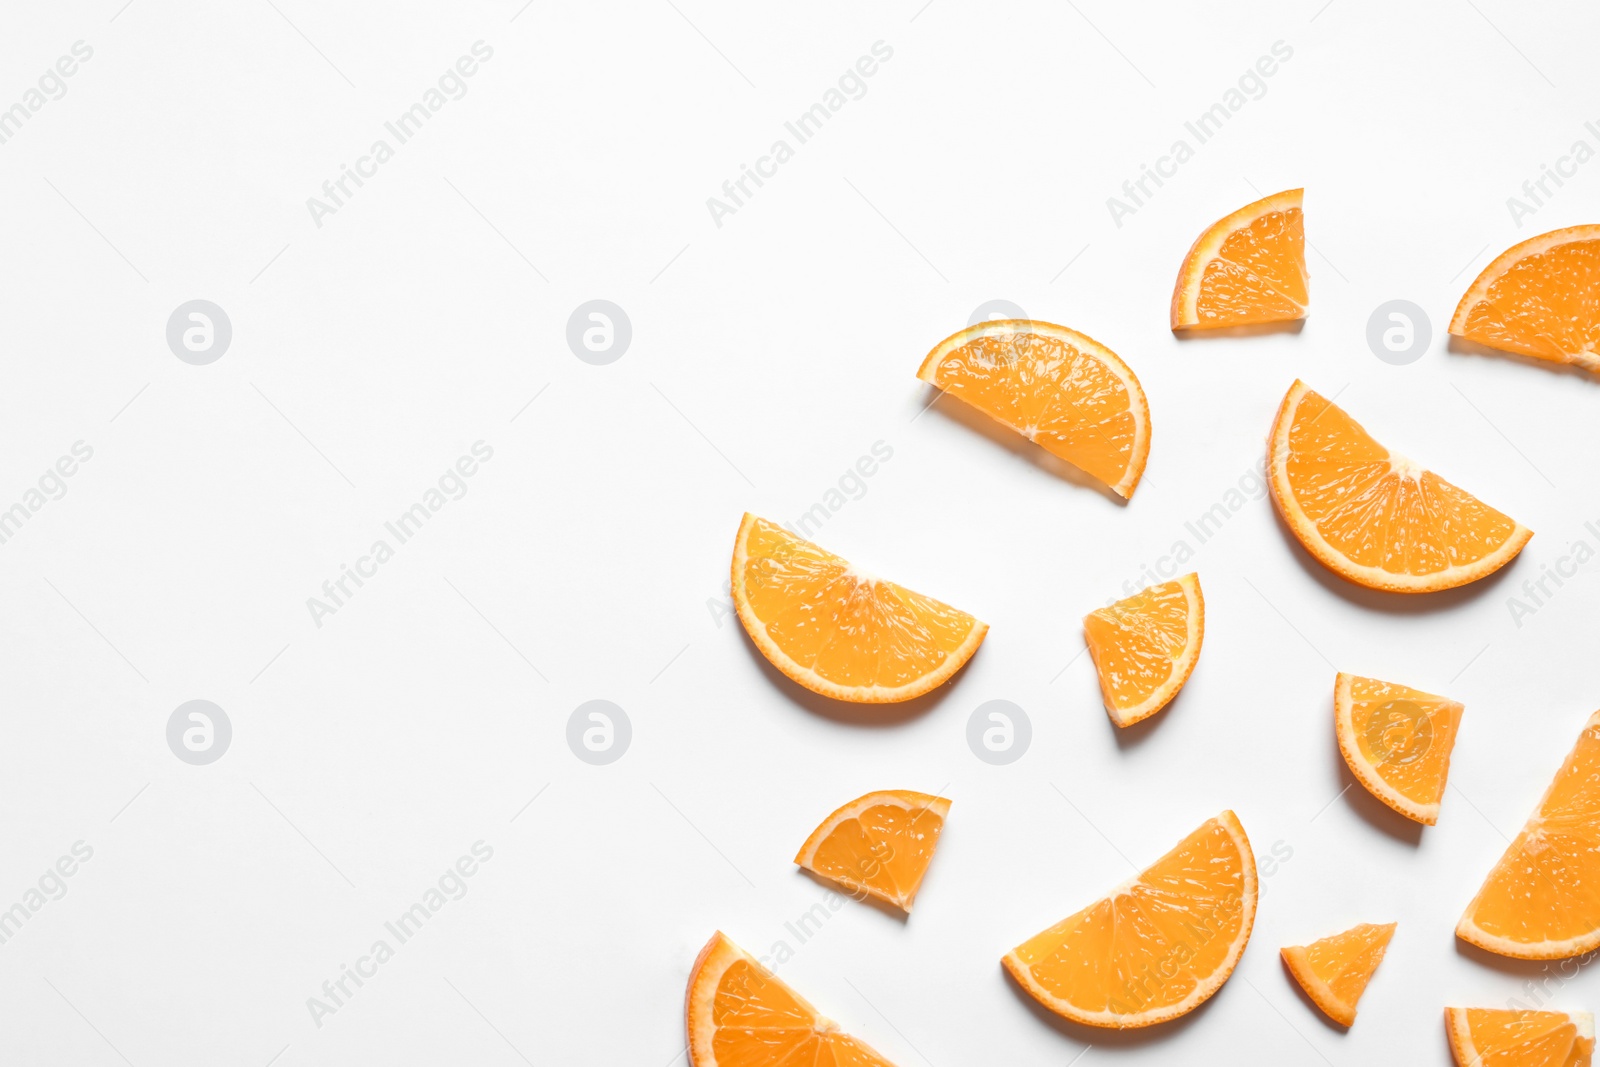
1447, 1008, 1595, 1067
1003, 811, 1256, 1028
687, 932, 896, 1067
1268, 380, 1532, 592
1450, 225, 1600, 371
731, 514, 986, 703
917, 320, 1151, 498
1084, 573, 1204, 727
1280, 922, 1395, 1027
1459, 711, 1600, 960
1171, 188, 1307, 330
1335, 673, 1464, 825
794, 790, 949, 913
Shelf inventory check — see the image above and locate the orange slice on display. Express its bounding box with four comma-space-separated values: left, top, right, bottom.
686, 932, 896, 1067
1003, 811, 1256, 1028
1450, 225, 1600, 371
1280, 921, 1395, 1027
1447, 1008, 1595, 1067
794, 790, 950, 912
1335, 673, 1464, 825
731, 514, 986, 703
1458, 711, 1600, 959
1083, 573, 1204, 727
916, 320, 1151, 498
1171, 188, 1307, 329
1268, 380, 1532, 592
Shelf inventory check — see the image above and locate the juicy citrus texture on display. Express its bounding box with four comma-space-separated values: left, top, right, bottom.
1447, 1008, 1595, 1067
916, 320, 1151, 498
1458, 711, 1600, 959
1280, 921, 1395, 1027
1171, 188, 1307, 329
1002, 811, 1257, 1028
731, 514, 987, 703
1450, 226, 1600, 371
1083, 574, 1204, 727
686, 932, 897, 1067
1335, 673, 1463, 825
1268, 380, 1532, 592
794, 790, 950, 913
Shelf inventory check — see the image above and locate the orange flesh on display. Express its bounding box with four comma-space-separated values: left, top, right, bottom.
1195, 207, 1308, 326
1449, 1008, 1595, 1067
1460, 714, 1600, 957
1343, 676, 1462, 815
1453, 231, 1600, 369
1083, 575, 1202, 725
918, 324, 1147, 496
700, 954, 893, 1067
1281, 922, 1395, 1026
733, 516, 985, 701
1004, 813, 1255, 1027
798, 792, 947, 911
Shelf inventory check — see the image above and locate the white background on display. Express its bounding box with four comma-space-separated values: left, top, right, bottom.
2, 1, 1599, 1064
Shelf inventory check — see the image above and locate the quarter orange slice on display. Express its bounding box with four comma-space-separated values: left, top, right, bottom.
1268, 380, 1532, 592
794, 790, 950, 912
1171, 188, 1307, 329
1335, 673, 1464, 825
1003, 811, 1256, 1028
916, 320, 1151, 498
1446, 1008, 1595, 1067
1280, 921, 1395, 1027
687, 932, 896, 1067
731, 514, 986, 703
1458, 711, 1600, 959
1083, 573, 1204, 727
1450, 225, 1600, 371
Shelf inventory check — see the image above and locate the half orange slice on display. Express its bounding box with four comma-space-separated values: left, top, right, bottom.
917, 320, 1151, 498
1084, 573, 1204, 727
1171, 188, 1307, 329
731, 514, 986, 703
1446, 1007, 1595, 1067
1450, 225, 1600, 371
1003, 811, 1256, 1028
1458, 711, 1600, 959
687, 932, 896, 1067
794, 790, 950, 912
1280, 921, 1395, 1027
1268, 380, 1532, 592
1335, 673, 1463, 825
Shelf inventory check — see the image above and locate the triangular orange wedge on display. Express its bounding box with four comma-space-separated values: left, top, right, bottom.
731, 514, 986, 703
794, 790, 950, 912
687, 932, 896, 1067
1335, 673, 1464, 825
916, 320, 1151, 498
1280, 921, 1395, 1027
1003, 811, 1256, 1028
1450, 225, 1600, 371
1447, 1008, 1595, 1067
1084, 573, 1204, 727
1171, 188, 1307, 329
1459, 711, 1600, 959
1268, 380, 1532, 592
